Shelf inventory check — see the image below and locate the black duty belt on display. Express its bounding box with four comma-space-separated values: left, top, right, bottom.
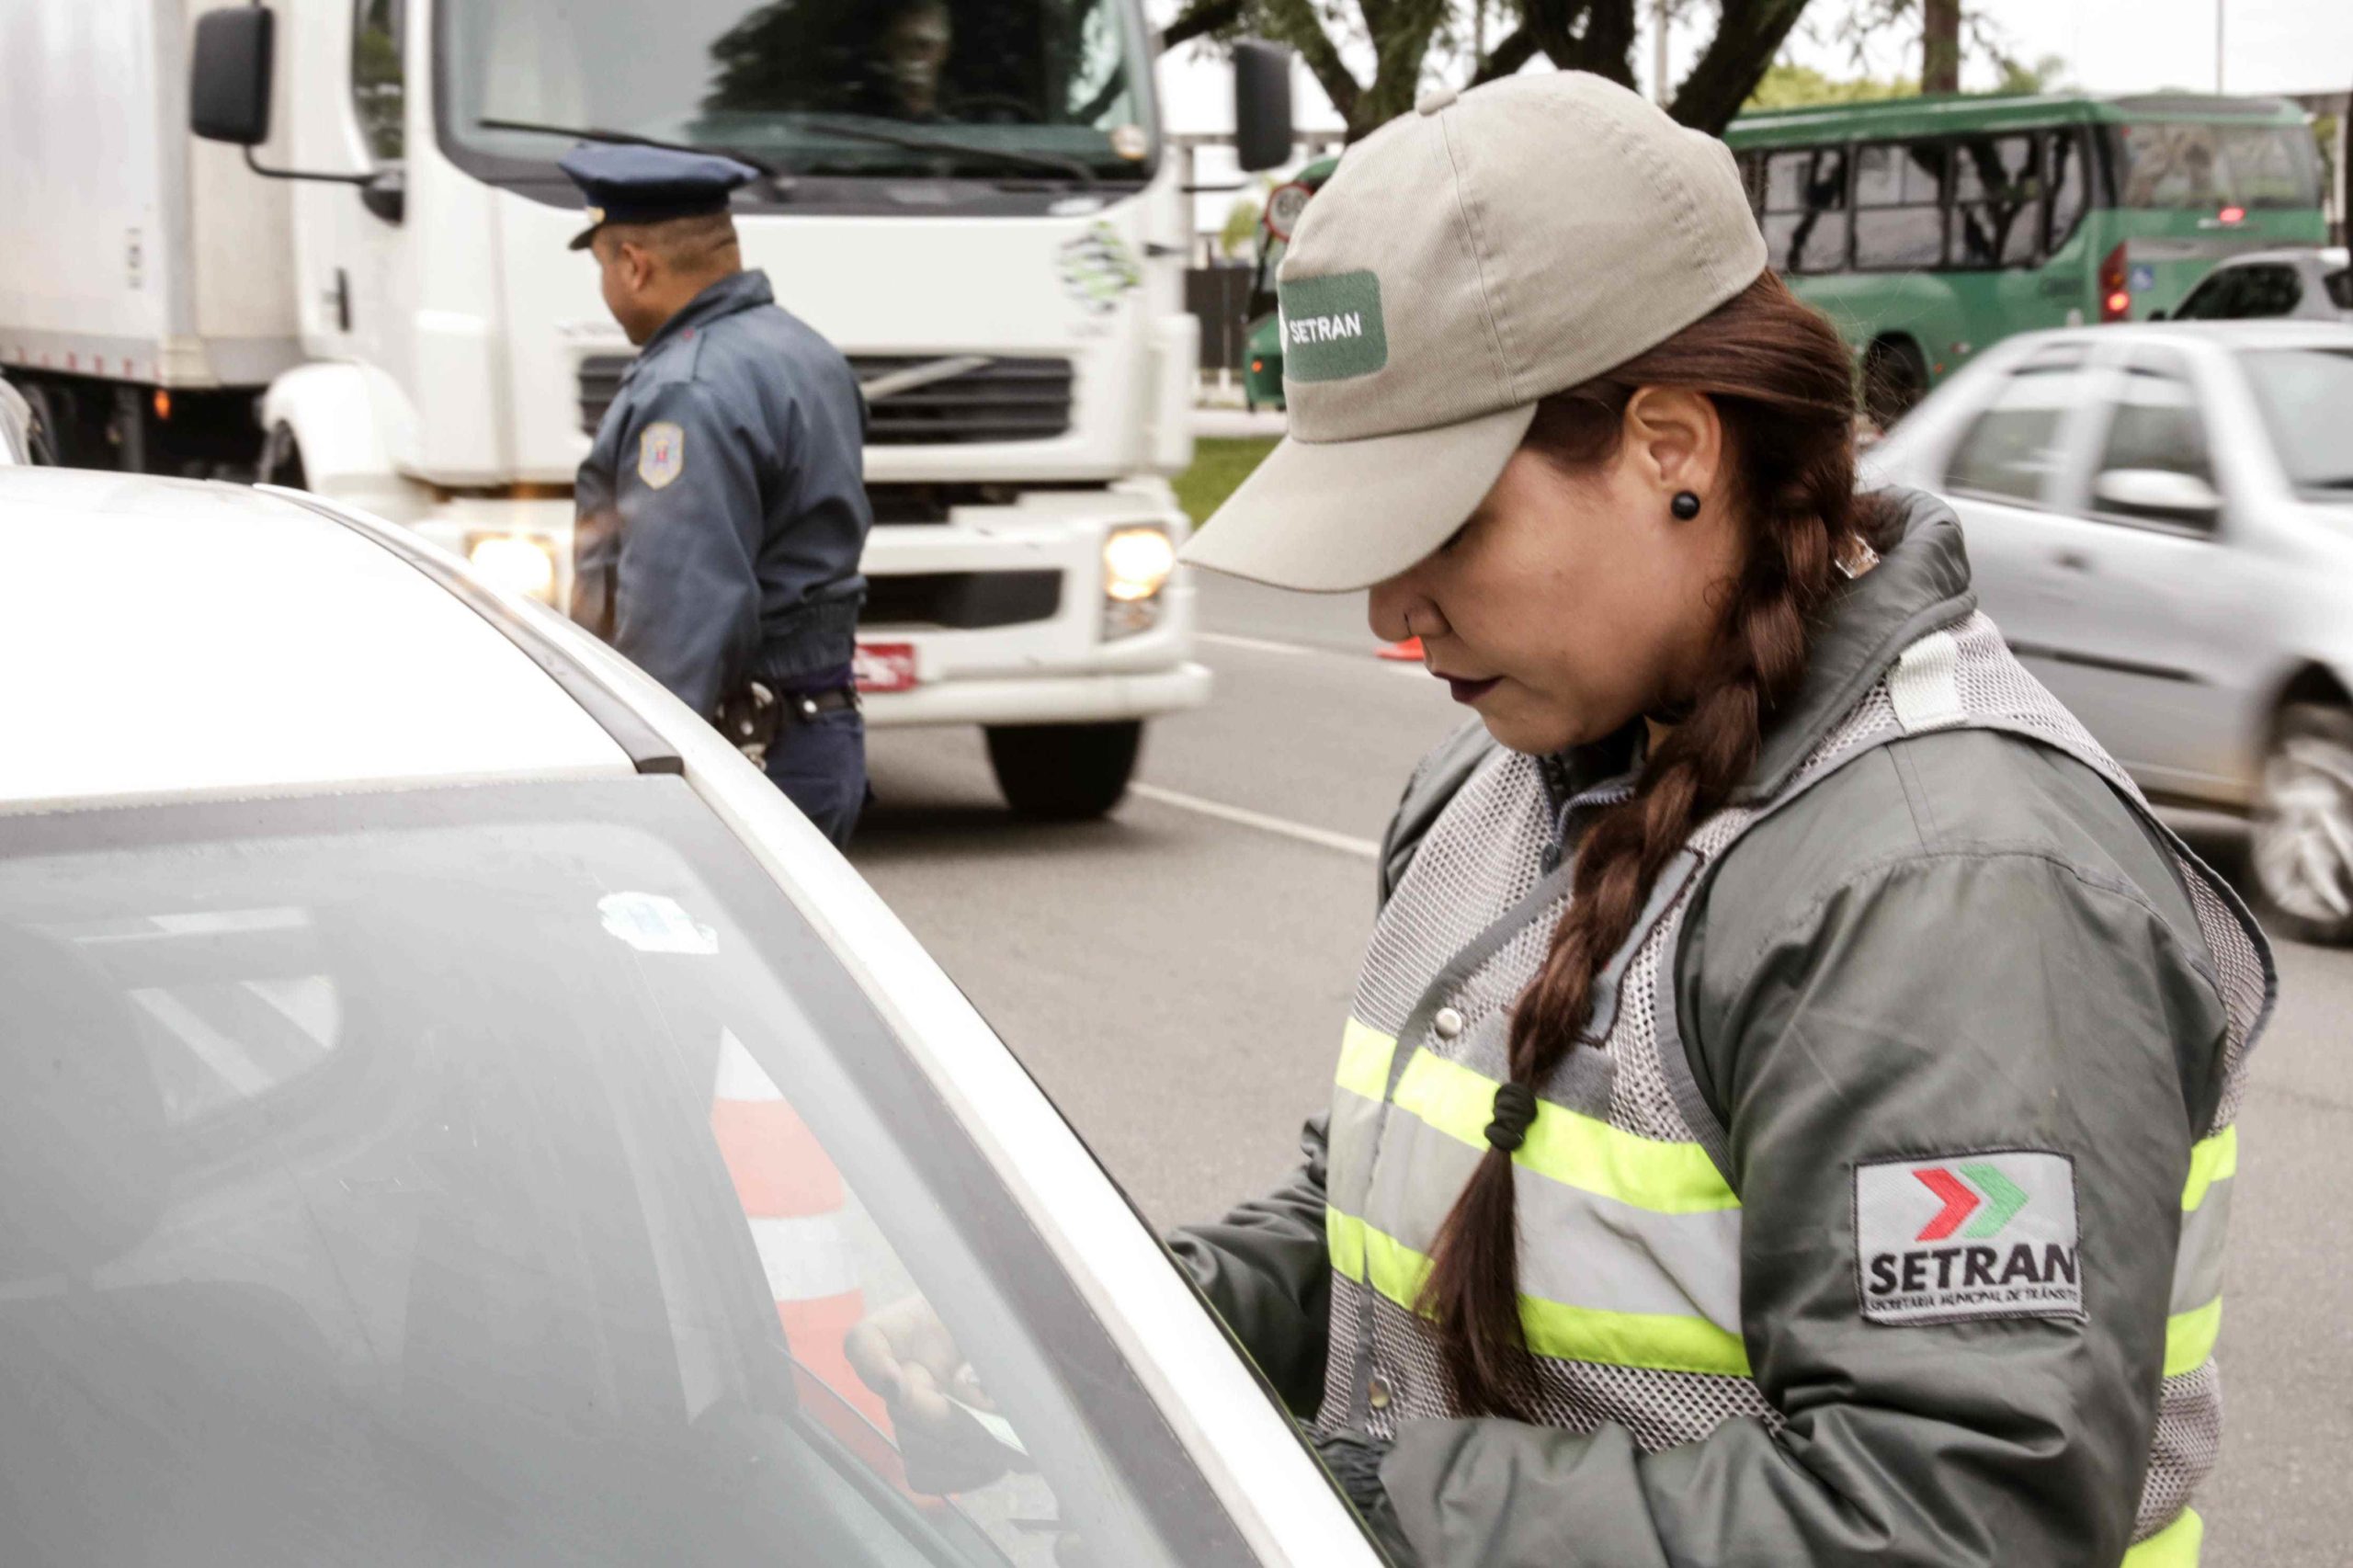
715, 681, 859, 764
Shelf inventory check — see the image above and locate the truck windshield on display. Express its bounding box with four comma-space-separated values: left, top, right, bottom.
2107, 121, 2323, 211
0, 778, 1251, 1568
441, 0, 1156, 183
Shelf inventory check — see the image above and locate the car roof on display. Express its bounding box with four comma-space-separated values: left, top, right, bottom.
2208, 246, 2351, 270
0, 469, 634, 812
1995, 320, 2353, 357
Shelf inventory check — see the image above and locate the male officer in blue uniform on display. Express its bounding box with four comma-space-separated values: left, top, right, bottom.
565, 145, 875, 846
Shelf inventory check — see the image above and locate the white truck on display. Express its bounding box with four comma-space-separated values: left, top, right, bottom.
0, 0, 1290, 817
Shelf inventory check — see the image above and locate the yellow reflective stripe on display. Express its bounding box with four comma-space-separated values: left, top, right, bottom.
1328, 1204, 1369, 1280
1336, 1019, 1397, 1101
1324, 1210, 1752, 1377
2121, 1508, 2202, 1568
2165, 1297, 2223, 1379
2181, 1125, 2237, 1211
1392, 1046, 1739, 1214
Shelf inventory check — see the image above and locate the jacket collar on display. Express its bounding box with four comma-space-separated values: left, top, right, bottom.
637, 268, 776, 360
1738, 487, 1975, 801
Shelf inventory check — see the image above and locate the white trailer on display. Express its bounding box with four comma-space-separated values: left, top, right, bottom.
0, 0, 1291, 816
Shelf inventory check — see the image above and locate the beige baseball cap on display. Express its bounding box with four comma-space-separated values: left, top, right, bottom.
1182, 71, 1768, 592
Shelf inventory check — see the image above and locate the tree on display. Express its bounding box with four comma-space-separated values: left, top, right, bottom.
1920, 0, 1959, 94
1744, 62, 1914, 109
1158, 0, 1818, 137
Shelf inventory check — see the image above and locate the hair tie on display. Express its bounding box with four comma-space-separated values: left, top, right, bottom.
1485, 1082, 1538, 1153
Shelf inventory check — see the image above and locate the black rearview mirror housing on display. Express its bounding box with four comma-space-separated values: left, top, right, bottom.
190, 7, 276, 146
1233, 40, 1295, 174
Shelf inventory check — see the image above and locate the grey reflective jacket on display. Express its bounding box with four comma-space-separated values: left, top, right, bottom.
1169, 493, 2271, 1568
574, 269, 871, 717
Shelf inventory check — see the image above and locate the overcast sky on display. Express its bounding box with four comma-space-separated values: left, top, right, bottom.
1153, 0, 2353, 135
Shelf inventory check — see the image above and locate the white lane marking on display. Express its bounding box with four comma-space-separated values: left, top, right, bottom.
1198, 631, 1311, 656
1129, 783, 1381, 860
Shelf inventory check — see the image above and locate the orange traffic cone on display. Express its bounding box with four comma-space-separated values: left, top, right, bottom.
710, 1032, 892, 1437
1377, 636, 1425, 661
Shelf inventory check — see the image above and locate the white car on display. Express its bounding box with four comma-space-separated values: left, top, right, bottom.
0, 376, 51, 465
0, 466, 1370, 1567
1869, 320, 2353, 940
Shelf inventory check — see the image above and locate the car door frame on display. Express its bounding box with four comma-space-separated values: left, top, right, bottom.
2031, 335, 2278, 802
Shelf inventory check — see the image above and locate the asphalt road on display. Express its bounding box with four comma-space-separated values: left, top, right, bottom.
855, 574, 2350, 1565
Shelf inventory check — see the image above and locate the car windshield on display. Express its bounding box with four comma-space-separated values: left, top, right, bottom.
2108, 121, 2323, 211
0, 778, 1253, 1568
2241, 348, 2353, 497
440, 0, 1155, 182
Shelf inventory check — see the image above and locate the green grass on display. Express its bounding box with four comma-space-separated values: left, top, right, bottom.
1173, 437, 1279, 528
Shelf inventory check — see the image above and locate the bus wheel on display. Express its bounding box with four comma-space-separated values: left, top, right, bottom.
986, 721, 1143, 820
1863, 337, 1929, 428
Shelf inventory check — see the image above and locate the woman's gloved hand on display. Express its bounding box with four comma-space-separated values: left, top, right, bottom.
1314, 1429, 1422, 1565
844, 1294, 1024, 1494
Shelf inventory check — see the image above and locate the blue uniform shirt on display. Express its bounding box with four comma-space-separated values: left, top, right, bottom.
574, 268, 871, 718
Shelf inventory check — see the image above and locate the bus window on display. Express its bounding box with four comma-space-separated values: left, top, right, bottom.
1854, 142, 1946, 269
2109, 122, 2324, 211
1953, 134, 2039, 268
1763, 147, 1849, 274
2046, 129, 2088, 253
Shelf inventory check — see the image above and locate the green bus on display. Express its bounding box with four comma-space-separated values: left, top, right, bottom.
1239, 155, 1338, 411
1723, 91, 2329, 422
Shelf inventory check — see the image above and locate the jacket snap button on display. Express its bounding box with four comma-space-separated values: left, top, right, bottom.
1433, 1007, 1464, 1040
1368, 1374, 1393, 1411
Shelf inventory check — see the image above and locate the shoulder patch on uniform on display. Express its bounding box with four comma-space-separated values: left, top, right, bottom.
1855, 1151, 2084, 1325
638, 421, 685, 489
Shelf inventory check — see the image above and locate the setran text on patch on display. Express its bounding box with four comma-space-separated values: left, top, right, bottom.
1854, 1151, 2084, 1326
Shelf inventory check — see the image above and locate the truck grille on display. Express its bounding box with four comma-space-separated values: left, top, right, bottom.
864, 571, 1062, 630
576, 354, 1074, 446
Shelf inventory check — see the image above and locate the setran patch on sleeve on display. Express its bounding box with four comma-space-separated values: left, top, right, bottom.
1854, 1151, 2083, 1325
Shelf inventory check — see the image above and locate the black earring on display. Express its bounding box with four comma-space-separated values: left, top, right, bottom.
1670, 491, 1702, 520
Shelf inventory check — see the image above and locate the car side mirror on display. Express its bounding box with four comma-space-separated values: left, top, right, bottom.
190, 7, 275, 146
2094, 467, 2222, 525
1233, 40, 1294, 174
360, 167, 405, 224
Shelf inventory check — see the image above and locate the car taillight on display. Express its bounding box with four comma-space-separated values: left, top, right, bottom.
2099, 242, 2131, 323
2218, 205, 2245, 225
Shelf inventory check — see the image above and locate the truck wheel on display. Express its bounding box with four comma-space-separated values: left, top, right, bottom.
2251, 703, 2353, 945
985, 721, 1143, 821
1862, 336, 1929, 429
260, 424, 308, 489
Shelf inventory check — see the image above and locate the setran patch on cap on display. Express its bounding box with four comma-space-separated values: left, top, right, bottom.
1279, 270, 1388, 382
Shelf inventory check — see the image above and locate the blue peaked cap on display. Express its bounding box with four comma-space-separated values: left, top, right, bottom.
559, 144, 763, 250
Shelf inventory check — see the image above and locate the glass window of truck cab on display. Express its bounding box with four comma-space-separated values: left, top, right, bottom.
0, 778, 1258, 1568
436, 0, 1158, 187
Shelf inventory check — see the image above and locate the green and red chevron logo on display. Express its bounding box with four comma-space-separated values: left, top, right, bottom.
1914, 1164, 2030, 1242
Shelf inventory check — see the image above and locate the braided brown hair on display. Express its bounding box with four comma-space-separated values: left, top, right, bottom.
1418, 270, 1896, 1417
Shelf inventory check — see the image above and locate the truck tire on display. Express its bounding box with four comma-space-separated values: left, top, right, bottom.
260, 423, 309, 489
1862, 336, 1929, 429
985, 721, 1143, 821
2251, 703, 2353, 945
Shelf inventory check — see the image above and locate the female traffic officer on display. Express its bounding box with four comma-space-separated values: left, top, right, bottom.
1168, 72, 2271, 1567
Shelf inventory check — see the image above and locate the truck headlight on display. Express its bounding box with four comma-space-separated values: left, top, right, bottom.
468, 534, 558, 602
1103, 526, 1176, 603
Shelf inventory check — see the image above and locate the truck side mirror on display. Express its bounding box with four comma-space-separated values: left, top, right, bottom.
1233, 40, 1294, 174
190, 6, 276, 146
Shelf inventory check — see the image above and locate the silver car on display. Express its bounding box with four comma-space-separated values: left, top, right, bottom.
1869, 321, 2353, 941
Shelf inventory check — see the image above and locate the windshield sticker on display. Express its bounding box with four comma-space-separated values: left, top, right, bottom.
1059, 222, 1141, 314
599, 892, 718, 956
1109, 124, 1148, 162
